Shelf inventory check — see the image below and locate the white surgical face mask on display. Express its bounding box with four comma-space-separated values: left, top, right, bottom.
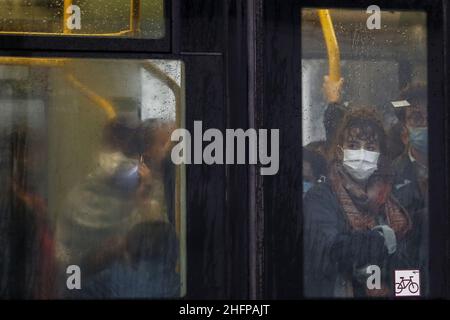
342, 148, 380, 181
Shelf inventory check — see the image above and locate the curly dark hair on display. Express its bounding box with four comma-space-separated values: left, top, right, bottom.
328, 107, 387, 162
103, 117, 167, 158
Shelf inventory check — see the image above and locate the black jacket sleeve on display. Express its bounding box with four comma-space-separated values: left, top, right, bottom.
303, 183, 388, 275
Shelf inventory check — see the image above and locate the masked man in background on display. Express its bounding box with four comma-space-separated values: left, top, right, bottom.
391, 83, 429, 293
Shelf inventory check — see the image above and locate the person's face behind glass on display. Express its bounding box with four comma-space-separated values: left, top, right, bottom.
337, 125, 382, 185
401, 103, 428, 159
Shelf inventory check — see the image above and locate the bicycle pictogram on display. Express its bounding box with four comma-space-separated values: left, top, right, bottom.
394, 270, 420, 296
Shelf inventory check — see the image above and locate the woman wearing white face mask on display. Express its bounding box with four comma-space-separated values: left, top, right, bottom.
303, 108, 414, 298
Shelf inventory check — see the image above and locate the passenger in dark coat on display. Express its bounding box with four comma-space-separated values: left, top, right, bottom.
74, 221, 180, 299
391, 83, 428, 215
304, 108, 414, 298
391, 82, 428, 294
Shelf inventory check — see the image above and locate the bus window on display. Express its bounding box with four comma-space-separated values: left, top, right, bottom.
301, 8, 428, 298
0, 0, 165, 39
0, 57, 185, 299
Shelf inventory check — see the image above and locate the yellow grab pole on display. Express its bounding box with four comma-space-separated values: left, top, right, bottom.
317, 9, 341, 82
0, 58, 117, 120
65, 74, 117, 120
63, 0, 74, 34
0, 57, 67, 67
130, 0, 142, 36
0, 29, 132, 37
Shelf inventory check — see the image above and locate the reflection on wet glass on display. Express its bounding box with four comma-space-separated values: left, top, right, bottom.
0, 57, 185, 299
302, 8, 428, 298
0, 0, 165, 39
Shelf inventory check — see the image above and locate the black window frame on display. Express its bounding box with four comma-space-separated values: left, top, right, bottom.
262, 0, 449, 299
0, 0, 252, 300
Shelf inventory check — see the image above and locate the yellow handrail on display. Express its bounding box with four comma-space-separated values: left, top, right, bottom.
65, 73, 118, 120
317, 9, 341, 82
0, 56, 117, 119
130, 0, 142, 36
63, 0, 73, 34
0, 57, 67, 67
0, 30, 133, 37
0, 0, 141, 37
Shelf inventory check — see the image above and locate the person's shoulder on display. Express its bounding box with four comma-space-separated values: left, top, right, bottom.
304, 180, 336, 203
392, 152, 414, 174
303, 180, 341, 222
392, 152, 415, 182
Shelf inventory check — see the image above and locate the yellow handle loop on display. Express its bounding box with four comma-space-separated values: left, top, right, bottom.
317, 9, 341, 82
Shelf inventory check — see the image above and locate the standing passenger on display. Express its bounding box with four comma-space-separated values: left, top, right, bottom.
304, 108, 414, 298
391, 83, 428, 293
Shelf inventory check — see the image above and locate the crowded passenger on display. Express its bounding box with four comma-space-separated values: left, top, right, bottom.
302, 75, 347, 194
391, 83, 429, 291
0, 126, 57, 299
322, 76, 347, 153
76, 221, 180, 299
302, 147, 327, 197
55, 116, 177, 297
391, 83, 428, 216
303, 108, 414, 297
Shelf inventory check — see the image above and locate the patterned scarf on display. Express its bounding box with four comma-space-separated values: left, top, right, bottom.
329, 162, 411, 239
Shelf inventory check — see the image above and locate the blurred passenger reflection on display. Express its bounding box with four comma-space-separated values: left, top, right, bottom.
76, 221, 179, 299
55, 116, 177, 297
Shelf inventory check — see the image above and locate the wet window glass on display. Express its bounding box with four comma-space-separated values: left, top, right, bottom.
0, 0, 165, 39
301, 8, 428, 298
0, 57, 185, 299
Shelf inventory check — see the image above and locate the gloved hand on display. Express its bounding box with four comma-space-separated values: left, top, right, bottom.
372, 225, 397, 255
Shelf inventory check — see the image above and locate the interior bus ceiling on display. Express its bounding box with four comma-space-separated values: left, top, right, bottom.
301, 9, 427, 61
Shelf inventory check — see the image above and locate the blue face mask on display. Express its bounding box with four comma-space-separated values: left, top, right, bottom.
303, 181, 314, 195
408, 127, 428, 154
114, 165, 140, 195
